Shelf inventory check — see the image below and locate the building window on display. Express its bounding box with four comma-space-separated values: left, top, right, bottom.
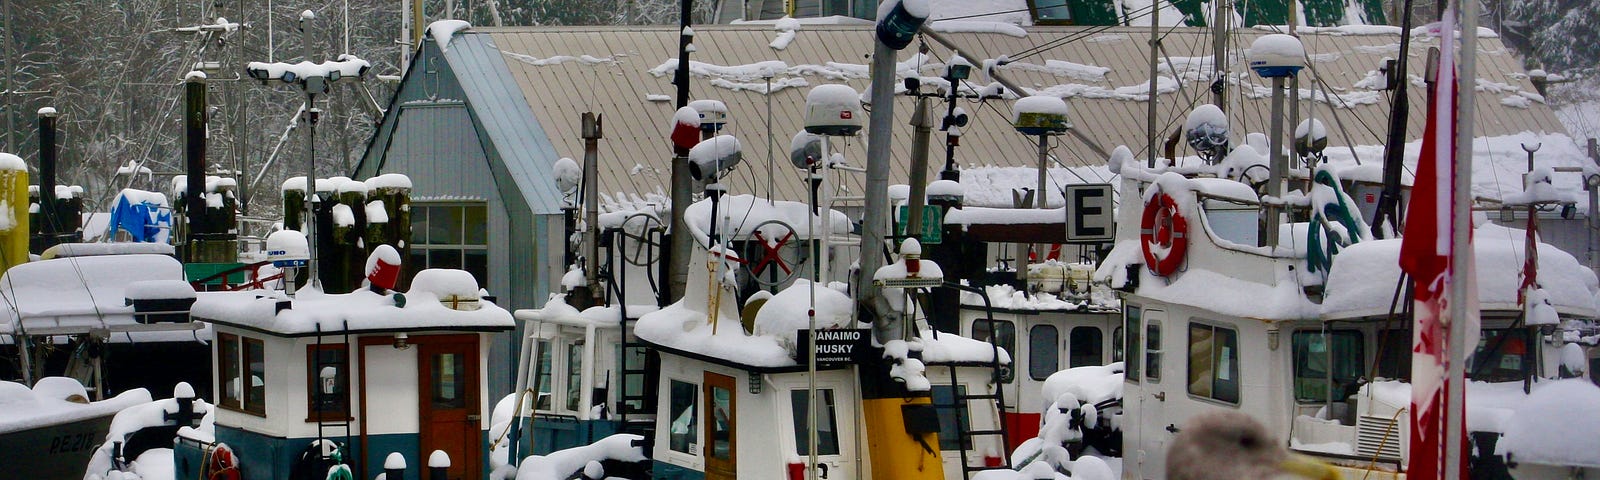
1188, 323, 1240, 404
1071, 326, 1104, 368
1292, 330, 1363, 403
1125, 307, 1142, 382
534, 340, 553, 410
566, 340, 585, 412
931, 385, 971, 451
972, 319, 1016, 383
217, 333, 266, 416
1028, 0, 1073, 24
668, 380, 698, 454
409, 202, 489, 288
790, 389, 841, 456
1145, 320, 1162, 382
306, 344, 350, 420
1029, 325, 1060, 380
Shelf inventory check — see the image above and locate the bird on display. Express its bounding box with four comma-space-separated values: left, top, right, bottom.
1165, 410, 1341, 480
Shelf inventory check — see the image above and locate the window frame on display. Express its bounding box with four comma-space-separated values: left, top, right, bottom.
217, 334, 268, 417
1026, 0, 1074, 25
665, 379, 700, 456
1186, 321, 1241, 405
305, 343, 352, 422
1144, 319, 1162, 383
218, 332, 242, 410
971, 318, 1016, 383
1069, 326, 1104, 368
1028, 324, 1060, 381
1125, 306, 1142, 383
930, 384, 972, 451
565, 340, 586, 412
409, 202, 490, 288
1291, 329, 1365, 403
789, 388, 842, 456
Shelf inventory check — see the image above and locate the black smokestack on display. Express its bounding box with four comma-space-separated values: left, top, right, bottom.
38, 107, 57, 237
184, 72, 207, 239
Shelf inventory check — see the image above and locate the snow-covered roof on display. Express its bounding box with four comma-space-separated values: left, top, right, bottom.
191, 272, 514, 336
683, 194, 849, 245
1322, 222, 1600, 320
414, 25, 1558, 205
0, 378, 151, 433
0, 254, 192, 336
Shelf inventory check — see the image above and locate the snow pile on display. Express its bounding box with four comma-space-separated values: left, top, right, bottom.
922, 329, 1013, 364
408, 268, 481, 305
0, 378, 149, 433
1502, 166, 1575, 205
883, 339, 931, 391
1041, 362, 1125, 407
981, 364, 1124, 480
84, 383, 213, 480
926, 20, 1027, 38
954, 165, 1116, 208
752, 279, 857, 348
0, 254, 189, 335
960, 283, 1081, 310
1523, 287, 1560, 326
513, 433, 647, 480
190, 271, 512, 335
125, 280, 197, 301
1322, 223, 1599, 319
995, 58, 1111, 82
770, 17, 800, 50
0, 152, 25, 171
245, 55, 370, 82
1498, 379, 1600, 468
682, 194, 849, 245
427, 20, 472, 51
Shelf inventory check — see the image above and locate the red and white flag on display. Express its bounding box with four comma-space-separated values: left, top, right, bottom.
1398, 8, 1478, 478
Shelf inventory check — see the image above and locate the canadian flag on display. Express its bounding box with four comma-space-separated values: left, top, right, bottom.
1397, 8, 1477, 478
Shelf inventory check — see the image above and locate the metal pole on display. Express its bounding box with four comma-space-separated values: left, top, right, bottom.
185, 74, 208, 255
1262, 77, 1286, 248
301, 14, 321, 290
807, 166, 820, 480
1445, 0, 1477, 475
1211, 0, 1228, 110
582, 113, 602, 303
668, 0, 694, 304
906, 98, 932, 239
1147, 1, 1160, 168
766, 75, 775, 204
1588, 138, 1598, 272
860, 39, 896, 342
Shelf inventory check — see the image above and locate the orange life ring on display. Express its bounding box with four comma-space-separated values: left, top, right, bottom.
207, 443, 241, 480
1140, 191, 1188, 277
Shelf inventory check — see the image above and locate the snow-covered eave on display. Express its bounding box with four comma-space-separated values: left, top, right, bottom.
638, 336, 837, 374
199, 315, 514, 338
192, 290, 516, 337
1322, 304, 1596, 323
957, 301, 1116, 314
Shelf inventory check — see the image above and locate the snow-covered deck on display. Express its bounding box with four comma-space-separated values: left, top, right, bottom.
190, 273, 513, 337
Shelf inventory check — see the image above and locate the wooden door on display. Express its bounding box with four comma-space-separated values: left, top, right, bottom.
418, 335, 481, 480
703, 372, 737, 480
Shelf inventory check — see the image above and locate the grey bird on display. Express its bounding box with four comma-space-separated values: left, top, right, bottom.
1166, 410, 1341, 480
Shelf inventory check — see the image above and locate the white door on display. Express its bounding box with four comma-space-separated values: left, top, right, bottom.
1135, 309, 1171, 480
782, 377, 859, 480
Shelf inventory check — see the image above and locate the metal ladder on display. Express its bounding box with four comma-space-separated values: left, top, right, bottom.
604, 224, 661, 437
313, 321, 353, 462
932, 283, 1013, 478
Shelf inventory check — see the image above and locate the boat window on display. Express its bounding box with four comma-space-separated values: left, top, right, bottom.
667, 380, 698, 455
1071, 326, 1104, 368
1292, 330, 1364, 403
1112, 327, 1125, 363
1202, 199, 1259, 246
972, 319, 1016, 383
930, 385, 971, 451
1187, 323, 1240, 404
1145, 321, 1162, 383
534, 340, 552, 410
566, 340, 585, 411
306, 344, 351, 420
708, 381, 734, 460
244, 337, 266, 414
790, 389, 841, 456
218, 333, 242, 410
409, 202, 490, 288
1029, 325, 1060, 380
1470, 329, 1532, 383
619, 345, 650, 414
1125, 307, 1141, 382
431, 352, 467, 409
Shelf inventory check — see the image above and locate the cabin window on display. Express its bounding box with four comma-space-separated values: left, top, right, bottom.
1203, 199, 1260, 246
789, 389, 841, 456
566, 340, 585, 412
930, 385, 971, 451
217, 334, 266, 415
218, 333, 242, 409
972, 319, 1016, 383
1027, 0, 1072, 25
1188, 323, 1240, 404
1470, 329, 1532, 383
409, 202, 489, 288
1145, 321, 1162, 382
1125, 307, 1142, 382
1292, 330, 1364, 403
533, 340, 553, 410
1029, 325, 1060, 380
431, 352, 467, 409
306, 344, 351, 420
1070, 326, 1104, 368
1112, 327, 1125, 363
667, 380, 698, 454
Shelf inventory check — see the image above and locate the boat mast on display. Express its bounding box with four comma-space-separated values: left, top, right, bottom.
1445, 0, 1478, 475
1373, 0, 1419, 238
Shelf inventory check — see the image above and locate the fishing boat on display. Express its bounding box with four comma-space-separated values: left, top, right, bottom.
0, 377, 151, 480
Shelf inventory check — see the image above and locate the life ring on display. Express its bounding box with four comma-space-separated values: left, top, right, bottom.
1140, 191, 1189, 277
206, 443, 241, 480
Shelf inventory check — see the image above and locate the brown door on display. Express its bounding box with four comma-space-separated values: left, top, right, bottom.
704, 372, 737, 480
418, 335, 481, 480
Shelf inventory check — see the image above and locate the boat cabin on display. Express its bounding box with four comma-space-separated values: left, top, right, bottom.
174, 268, 513, 480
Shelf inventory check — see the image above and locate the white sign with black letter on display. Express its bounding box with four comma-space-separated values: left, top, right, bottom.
1065, 184, 1115, 243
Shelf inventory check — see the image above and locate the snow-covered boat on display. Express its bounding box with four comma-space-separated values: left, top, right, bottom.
173, 263, 515, 480
0, 377, 151, 480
